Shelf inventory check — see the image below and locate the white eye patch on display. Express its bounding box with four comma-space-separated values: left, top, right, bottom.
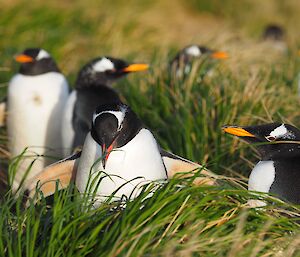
185, 46, 201, 57
36, 49, 50, 60
93, 57, 114, 72
93, 107, 127, 130
269, 124, 295, 140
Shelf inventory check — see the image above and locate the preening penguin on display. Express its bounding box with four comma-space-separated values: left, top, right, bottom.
7, 48, 69, 192
76, 103, 168, 205
170, 45, 228, 77
223, 123, 300, 205
61, 57, 148, 157
25, 103, 216, 205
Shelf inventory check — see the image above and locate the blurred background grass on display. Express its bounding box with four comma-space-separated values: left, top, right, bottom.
1, 0, 300, 74
2, 1, 300, 255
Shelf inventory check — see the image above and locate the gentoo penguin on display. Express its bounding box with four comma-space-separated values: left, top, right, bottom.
25, 103, 216, 204
170, 45, 228, 77
61, 57, 148, 157
262, 24, 285, 42
261, 24, 287, 53
223, 123, 300, 205
7, 48, 69, 192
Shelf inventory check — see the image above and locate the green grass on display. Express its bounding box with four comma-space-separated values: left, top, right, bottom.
2, 0, 300, 256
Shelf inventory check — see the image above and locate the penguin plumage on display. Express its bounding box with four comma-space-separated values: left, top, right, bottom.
75, 103, 167, 205
25, 103, 216, 204
61, 57, 148, 157
262, 24, 285, 42
7, 48, 69, 192
261, 24, 287, 53
223, 122, 300, 205
170, 44, 228, 77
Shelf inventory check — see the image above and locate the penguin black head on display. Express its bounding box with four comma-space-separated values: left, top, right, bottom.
262, 24, 285, 41
15, 48, 60, 75
91, 102, 143, 168
75, 57, 149, 89
170, 45, 228, 75
172, 45, 228, 64
223, 123, 300, 160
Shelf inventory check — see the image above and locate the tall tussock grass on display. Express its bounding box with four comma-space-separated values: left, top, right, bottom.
2, 0, 300, 256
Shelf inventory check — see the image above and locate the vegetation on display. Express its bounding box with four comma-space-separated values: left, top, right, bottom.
1, 0, 300, 256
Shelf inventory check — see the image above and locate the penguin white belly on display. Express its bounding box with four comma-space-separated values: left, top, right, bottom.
247, 160, 275, 207
7, 72, 69, 190
77, 129, 167, 205
248, 160, 275, 193
61, 90, 77, 157
76, 132, 102, 195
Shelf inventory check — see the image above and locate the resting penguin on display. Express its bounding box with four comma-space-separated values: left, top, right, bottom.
7, 48, 69, 192
262, 24, 285, 42
261, 24, 287, 53
61, 57, 148, 157
25, 103, 217, 205
223, 123, 300, 206
170, 44, 228, 78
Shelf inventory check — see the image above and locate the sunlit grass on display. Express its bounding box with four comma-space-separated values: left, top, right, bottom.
1, 0, 300, 256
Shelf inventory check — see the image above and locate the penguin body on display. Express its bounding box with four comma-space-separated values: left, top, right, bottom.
77, 130, 167, 204
170, 45, 228, 78
7, 48, 69, 191
26, 103, 216, 205
248, 160, 275, 193
76, 103, 167, 205
223, 123, 300, 205
262, 24, 285, 42
262, 24, 287, 53
61, 57, 148, 157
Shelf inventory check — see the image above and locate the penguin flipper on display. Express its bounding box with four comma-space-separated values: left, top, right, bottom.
0, 100, 7, 127
25, 151, 81, 199
160, 149, 217, 186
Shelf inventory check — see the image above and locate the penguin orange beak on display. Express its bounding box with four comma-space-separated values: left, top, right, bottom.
14, 54, 34, 63
211, 51, 229, 60
222, 126, 255, 137
101, 141, 116, 168
122, 63, 149, 72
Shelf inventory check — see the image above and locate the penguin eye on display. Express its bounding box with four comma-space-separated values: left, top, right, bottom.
265, 135, 276, 142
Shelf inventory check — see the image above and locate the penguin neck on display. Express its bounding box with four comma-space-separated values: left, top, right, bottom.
75, 76, 114, 90
19, 59, 60, 75
270, 155, 300, 169
262, 154, 300, 163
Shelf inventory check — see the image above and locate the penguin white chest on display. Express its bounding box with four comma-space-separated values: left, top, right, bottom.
7, 72, 69, 188
105, 129, 166, 180
77, 129, 167, 203
248, 160, 275, 193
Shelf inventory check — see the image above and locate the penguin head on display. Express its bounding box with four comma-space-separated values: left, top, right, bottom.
170, 45, 228, 75
76, 57, 148, 88
174, 45, 228, 60
223, 123, 300, 160
90, 102, 143, 168
15, 48, 60, 75
262, 24, 285, 41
